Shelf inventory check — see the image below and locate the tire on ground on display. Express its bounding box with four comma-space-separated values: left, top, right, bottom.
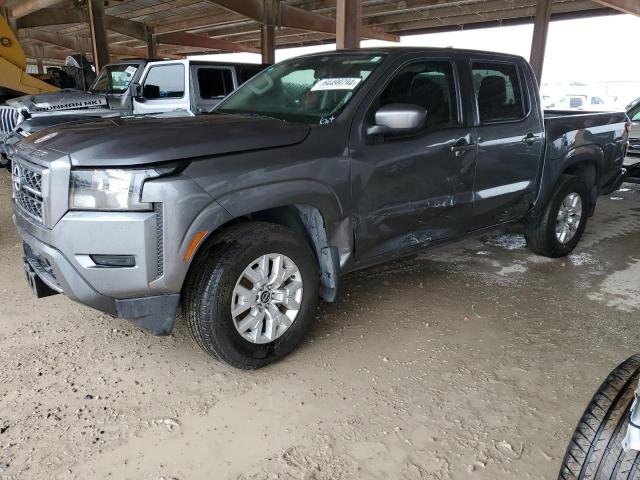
558, 354, 640, 480
526, 174, 591, 257
181, 221, 319, 369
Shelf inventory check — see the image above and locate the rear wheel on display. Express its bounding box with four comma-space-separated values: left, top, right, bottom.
558, 355, 640, 480
182, 222, 319, 369
526, 175, 590, 257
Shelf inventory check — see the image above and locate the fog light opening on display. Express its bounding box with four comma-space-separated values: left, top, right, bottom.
90, 255, 136, 268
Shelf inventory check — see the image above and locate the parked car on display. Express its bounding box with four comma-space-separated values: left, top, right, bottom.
554, 93, 618, 111
0, 59, 267, 166
11, 48, 629, 368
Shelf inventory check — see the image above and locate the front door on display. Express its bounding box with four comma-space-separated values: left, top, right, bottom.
351, 57, 477, 262
132, 61, 189, 115
470, 59, 544, 228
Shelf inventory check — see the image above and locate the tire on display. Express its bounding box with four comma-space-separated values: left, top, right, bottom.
526, 175, 591, 257
558, 355, 640, 480
181, 222, 319, 369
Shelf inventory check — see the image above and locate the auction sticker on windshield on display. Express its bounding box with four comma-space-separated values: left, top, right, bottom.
311, 78, 362, 91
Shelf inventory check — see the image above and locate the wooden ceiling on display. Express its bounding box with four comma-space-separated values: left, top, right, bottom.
1, 0, 633, 65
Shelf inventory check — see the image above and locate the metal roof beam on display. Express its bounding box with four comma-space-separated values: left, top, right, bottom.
16, 8, 82, 28
105, 15, 148, 41
155, 31, 261, 53
206, 0, 398, 42
22, 29, 149, 58
593, 0, 640, 15
10, 0, 63, 19
384, 0, 601, 32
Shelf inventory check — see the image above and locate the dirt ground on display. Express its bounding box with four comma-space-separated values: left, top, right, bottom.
0, 170, 639, 480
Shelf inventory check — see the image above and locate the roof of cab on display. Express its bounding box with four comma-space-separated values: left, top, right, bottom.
297, 46, 528, 62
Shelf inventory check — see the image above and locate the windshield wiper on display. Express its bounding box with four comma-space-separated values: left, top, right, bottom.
225, 111, 285, 122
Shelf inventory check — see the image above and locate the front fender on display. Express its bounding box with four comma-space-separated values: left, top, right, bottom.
216, 179, 344, 228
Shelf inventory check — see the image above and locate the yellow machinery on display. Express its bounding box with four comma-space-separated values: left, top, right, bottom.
0, 16, 59, 95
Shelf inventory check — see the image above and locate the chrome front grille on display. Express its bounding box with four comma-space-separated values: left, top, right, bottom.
0, 106, 18, 136
12, 159, 46, 224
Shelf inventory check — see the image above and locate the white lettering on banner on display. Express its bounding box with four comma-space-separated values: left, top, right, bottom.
32, 98, 109, 112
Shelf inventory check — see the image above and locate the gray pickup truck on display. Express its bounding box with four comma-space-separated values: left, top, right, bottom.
11, 48, 629, 369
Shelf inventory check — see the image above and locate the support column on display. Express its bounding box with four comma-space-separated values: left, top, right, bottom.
262, 0, 277, 64
336, 0, 361, 50
146, 25, 157, 59
1, 6, 17, 35
36, 45, 45, 73
87, 0, 109, 72
529, 0, 552, 83
261, 24, 275, 64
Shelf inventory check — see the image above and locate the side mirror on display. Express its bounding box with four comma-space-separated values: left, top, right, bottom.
131, 83, 143, 100
367, 103, 427, 136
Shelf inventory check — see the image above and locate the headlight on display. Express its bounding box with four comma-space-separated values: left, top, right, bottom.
69, 169, 162, 211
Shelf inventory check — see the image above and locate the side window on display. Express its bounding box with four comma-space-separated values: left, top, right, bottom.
143, 64, 185, 99
197, 68, 234, 99
591, 97, 603, 105
472, 61, 526, 123
377, 60, 458, 129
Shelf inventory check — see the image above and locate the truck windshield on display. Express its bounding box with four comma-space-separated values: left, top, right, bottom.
90, 64, 139, 94
215, 53, 386, 124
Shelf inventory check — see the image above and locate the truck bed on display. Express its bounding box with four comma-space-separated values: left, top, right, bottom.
543, 110, 628, 140
536, 110, 629, 206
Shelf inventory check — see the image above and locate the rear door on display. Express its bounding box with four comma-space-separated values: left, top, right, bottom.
190, 65, 236, 113
351, 54, 477, 261
468, 57, 544, 229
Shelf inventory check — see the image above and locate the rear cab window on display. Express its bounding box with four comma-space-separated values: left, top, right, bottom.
472, 61, 527, 123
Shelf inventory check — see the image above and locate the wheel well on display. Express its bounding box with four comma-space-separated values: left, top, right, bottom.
562, 161, 598, 214
563, 161, 597, 187
197, 205, 339, 303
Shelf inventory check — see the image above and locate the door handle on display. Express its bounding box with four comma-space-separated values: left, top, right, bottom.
522, 133, 541, 146
450, 143, 477, 157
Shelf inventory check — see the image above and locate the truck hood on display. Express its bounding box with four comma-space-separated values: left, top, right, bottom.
17, 109, 191, 135
6, 90, 108, 113
25, 114, 311, 167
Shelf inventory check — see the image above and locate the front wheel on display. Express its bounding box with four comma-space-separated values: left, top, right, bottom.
526, 175, 591, 257
182, 222, 319, 369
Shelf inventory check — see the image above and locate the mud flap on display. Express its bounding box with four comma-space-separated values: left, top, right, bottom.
23, 259, 59, 299
115, 294, 181, 336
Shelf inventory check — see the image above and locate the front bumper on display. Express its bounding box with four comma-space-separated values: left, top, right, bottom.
10, 147, 230, 335
16, 214, 180, 335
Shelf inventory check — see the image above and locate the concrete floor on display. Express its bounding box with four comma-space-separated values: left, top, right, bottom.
0, 170, 639, 480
